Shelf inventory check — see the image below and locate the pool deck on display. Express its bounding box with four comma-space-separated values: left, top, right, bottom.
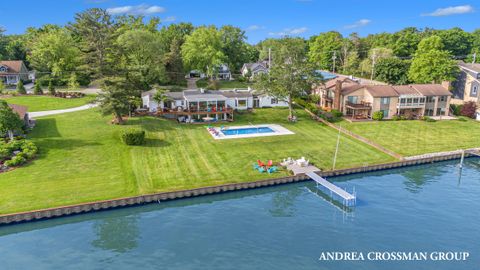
208, 124, 294, 140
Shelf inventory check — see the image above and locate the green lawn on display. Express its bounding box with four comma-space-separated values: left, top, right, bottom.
0, 108, 393, 214
196, 79, 252, 89
1, 95, 96, 111
342, 119, 480, 156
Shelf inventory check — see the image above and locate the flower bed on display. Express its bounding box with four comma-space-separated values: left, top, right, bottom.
54, 92, 85, 98
0, 139, 38, 172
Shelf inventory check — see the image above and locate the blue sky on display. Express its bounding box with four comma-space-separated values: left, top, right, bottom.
1, 0, 479, 43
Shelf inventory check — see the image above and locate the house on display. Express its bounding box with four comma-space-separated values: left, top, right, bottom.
451, 61, 480, 118
0, 61, 29, 85
241, 61, 269, 79
315, 78, 452, 120
8, 104, 30, 126
141, 88, 288, 123
186, 64, 232, 80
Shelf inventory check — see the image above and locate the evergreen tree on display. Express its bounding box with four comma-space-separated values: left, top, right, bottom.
33, 81, 43, 95
48, 80, 56, 95
16, 80, 26, 95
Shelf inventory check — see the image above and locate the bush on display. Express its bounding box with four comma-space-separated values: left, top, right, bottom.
33, 81, 43, 95
4, 155, 26, 167
460, 101, 477, 119
458, 116, 468, 122
48, 80, 56, 95
450, 104, 462, 116
121, 129, 145, 145
372, 111, 384, 121
421, 116, 436, 122
16, 80, 26, 94
331, 109, 343, 118
392, 115, 401, 121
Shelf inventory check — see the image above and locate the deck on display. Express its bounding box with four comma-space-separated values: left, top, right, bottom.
306, 172, 356, 206
156, 108, 233, 116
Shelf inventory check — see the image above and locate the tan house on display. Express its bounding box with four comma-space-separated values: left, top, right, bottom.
452, 61, 480, 119
0, 61, 29, 85
315, 78, 452, 120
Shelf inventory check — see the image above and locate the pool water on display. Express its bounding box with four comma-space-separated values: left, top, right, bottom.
221, 126, 274, 136
0, 160, 479, 270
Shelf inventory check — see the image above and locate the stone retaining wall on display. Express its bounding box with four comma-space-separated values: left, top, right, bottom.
0, 152, 472, 225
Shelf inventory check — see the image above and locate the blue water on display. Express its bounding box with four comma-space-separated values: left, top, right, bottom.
221, 127, 274, 136
0, 160, 479, 270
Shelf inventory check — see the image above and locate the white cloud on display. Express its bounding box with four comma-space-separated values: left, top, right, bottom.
422, 5, 474, 16
344, 19, 371, 29
163, 16, 176, 22
107, 4, 166, 15
246, 25, 265, 31
268, 27, 308, 36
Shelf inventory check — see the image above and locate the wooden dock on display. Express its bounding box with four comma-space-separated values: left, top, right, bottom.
306, 172, 356, 206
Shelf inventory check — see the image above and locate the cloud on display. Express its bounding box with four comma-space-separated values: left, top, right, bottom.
268, 27, 308, 36
344, 19, 371, 29
246, 25, 266, 31
162, 16, 176, 22
422, 5, 474, 16
107, 4, 166, 15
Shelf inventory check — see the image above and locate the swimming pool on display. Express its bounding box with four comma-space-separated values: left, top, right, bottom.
1, 160, 479, 269
208, 124, 294, 139
221, 127, 274, 135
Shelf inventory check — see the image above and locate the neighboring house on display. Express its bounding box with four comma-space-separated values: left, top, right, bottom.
8, 104, 30, 126
215, 64, 232, 80
315, 78, 452, 120
452, 61, 480, 111
0, 61, 29, 85
142, 88, 287, 123
241, 61, 269, 79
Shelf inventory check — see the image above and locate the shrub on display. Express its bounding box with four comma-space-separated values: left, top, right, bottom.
392, 115, 401, 121
450, 104, 462, 116
33, 81, 43, 95
4, 155, 26, 167
372, 111, 384, 121
331, 109, 343, 118
121, 129, 145, 145
16, 80, 26, 94
458, 116, 468, 122
48, 80, 56, 95
460, 101, 477, 119
421, 116, 436, 122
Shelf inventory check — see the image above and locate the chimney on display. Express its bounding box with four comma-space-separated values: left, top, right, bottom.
334, 80, 343, 110
441, 81, 451, 90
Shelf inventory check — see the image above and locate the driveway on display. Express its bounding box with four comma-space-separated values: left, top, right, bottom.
29, 103, 98, 118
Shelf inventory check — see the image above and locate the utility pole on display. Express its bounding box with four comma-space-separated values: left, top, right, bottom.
332, 127, 341, 170
332, 51, 337, 73
370, 50, 377, 81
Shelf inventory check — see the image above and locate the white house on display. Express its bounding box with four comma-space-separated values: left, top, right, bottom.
241, 61, 269, 79
186, 64, 232, 80
0, 61, 29, 85
141, 88, 288, 123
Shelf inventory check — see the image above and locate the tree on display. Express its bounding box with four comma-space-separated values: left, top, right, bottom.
68, 8, 117, 80
374, 58, 411, 85
255, 37, 321, 119
152, 88, 168, 104
0, 101, 24, 141
181, 26, 226, 78
435, 27, 473, 57
48, 80, 56, 95
33, 81, 43, 95
220, 25, 253, 71
408, 36, 458, 83
16, 80, 26, 94
308, 31, 343, 71
360, 47, 393, 78
392, 27, 422, 57
27, 27, 81, 82
68, 73, 80, 90
115, 29, 166, 91
97, 77, 135, 124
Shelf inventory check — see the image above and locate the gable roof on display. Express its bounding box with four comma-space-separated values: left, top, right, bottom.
409, 84, 452, 96
0, 61, 26, 74
8, 104, 28, 119
458, 61, 480, 74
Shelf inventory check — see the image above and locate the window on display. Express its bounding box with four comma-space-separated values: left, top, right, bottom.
420, 97, 425, 103
0, 66, 6, 72
347, 96, 358, 104
382, 109, 389, 118
400, 98, 406, 104
381, 97, 390, 105
407, 98, 412, 104
413, 98, 419, 104
426, 96, 435, 103
271, 98, 278, 104
237, 99, 247, 107
471, 84, 478, 97
439, 96, 447, 102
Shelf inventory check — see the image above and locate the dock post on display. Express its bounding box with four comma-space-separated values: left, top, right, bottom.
459, 150, 465, 168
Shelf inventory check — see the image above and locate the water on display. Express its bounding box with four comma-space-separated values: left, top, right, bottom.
221, 127, 274, 136
1, 160, 479, 270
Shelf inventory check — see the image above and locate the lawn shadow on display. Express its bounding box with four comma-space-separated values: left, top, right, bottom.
29, 118, 61, 138
36, 138, 102, 151
124, 117, 174, 132
142, 138, 171, 148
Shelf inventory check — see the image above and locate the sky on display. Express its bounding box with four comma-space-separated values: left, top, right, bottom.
0, 0, 479, 43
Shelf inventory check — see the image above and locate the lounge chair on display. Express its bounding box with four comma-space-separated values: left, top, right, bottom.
253, 163, 260, 170
267, 166, 278, 174
257, 160, 265, 167
258, 167, 266, 173
267, 160, 273, 167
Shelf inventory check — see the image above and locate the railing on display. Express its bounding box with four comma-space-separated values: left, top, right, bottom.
345, 101, 371, 108
397, 102, 425, 108
161, 107, 233, 114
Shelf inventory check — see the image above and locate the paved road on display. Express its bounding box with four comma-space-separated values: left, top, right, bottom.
29, 103, 98, 118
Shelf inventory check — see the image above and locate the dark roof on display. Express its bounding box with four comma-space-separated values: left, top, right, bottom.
410, 84, 452, 96
0, 61, 26, 74
458, 61, 480, 73
8, 104, 28, 119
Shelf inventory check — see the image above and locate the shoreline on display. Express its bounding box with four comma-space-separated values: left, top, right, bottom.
0, 151, 475, 225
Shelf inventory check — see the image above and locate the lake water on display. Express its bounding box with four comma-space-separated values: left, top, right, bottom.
0, 159, 479, 270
